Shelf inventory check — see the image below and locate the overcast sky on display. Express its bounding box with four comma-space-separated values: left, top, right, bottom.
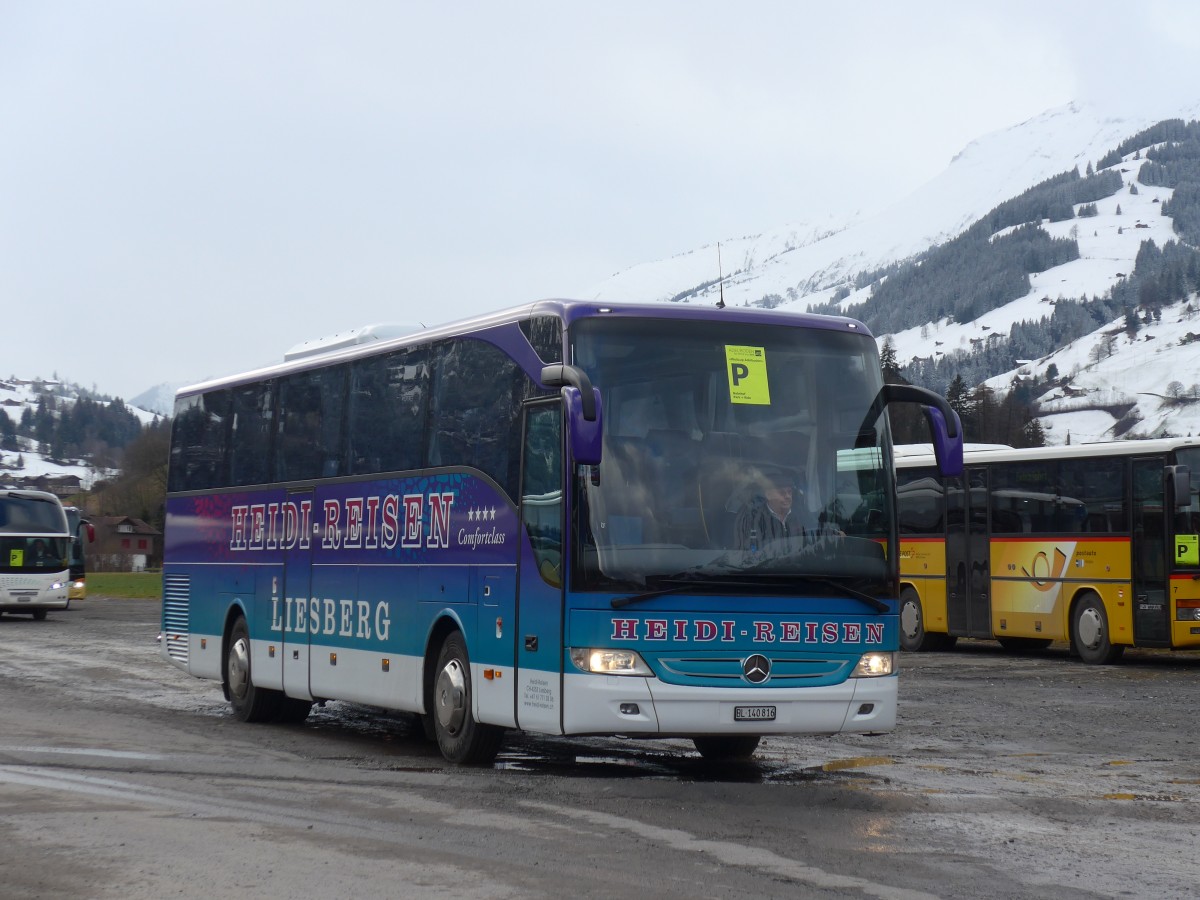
3, 1, 1199, 401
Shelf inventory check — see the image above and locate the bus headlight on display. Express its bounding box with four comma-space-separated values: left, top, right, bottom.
569, 648, 653, 676
1177, 600, 1200, 621
851, 651, 897, 678
72, 579, 85, 590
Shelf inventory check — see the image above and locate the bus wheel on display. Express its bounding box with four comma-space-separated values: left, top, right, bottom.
1071, 594, 1124, 665
225, 617, 281, 722
432, 632, 503, 765
997, 637, 1052, 652
32, 610, 48, 621
692, 735, 761, 760
899, 588, 945, 651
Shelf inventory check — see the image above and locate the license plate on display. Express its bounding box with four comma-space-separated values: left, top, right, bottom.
734, 705, 776, 721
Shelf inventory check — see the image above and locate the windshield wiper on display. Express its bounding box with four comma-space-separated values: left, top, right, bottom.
610, 582, 693, 609
791, 576, 889, 613
609, 560, 747, 609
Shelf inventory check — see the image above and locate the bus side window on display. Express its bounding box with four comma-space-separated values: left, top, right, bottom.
521, 406, 563, 586
428, 339, 523, 499
230, 382, 276, 487
170, 390, 230, 491
347, 347, 430, 476
275, 366, 347, 482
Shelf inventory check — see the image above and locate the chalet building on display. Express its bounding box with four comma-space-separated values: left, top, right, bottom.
91, 515, 162, 572
10, 474, 83, 498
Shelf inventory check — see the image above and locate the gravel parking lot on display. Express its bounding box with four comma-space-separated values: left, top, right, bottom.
2, 599, 1198, 899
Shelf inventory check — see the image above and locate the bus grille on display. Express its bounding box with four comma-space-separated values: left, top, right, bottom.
162, 574, 191, 664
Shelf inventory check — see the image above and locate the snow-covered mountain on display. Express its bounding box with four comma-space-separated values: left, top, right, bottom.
586, 100, 1200, 445
130, 382, 183, 417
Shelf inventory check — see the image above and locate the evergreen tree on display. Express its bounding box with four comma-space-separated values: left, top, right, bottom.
946, 374, 973, 430
1125, 306, 1140, 337
879, 337, 900, 381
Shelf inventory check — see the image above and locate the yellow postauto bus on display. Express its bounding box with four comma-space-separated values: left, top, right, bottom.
896, 439, 1200, 663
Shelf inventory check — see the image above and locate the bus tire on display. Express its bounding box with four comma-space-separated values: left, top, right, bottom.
1071, 593, 1124, 665
692, 735, 761, 760
225, 616, 282, 722
899, 588, 947, 652
32, 610, 48, 621
432, 631, 503, 765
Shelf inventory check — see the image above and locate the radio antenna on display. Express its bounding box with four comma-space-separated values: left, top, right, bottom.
716, 242, 726, 309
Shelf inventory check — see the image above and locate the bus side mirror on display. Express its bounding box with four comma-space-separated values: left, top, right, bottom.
564, 386, 603, 466
541, 364, 603, 466
876, 384, 963, 477
1170, 465, 1191, 510
85, 522, 95, 543
923, 405, 964, 478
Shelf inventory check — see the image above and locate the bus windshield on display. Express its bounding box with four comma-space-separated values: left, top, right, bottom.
571, 317, 892, 591
1176, 447, 1200, 537
0, 494, 70, 572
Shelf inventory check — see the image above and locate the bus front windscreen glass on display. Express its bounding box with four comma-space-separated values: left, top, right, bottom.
1175, 448, 1200, 551
571, 317, 894, 593
0, 496, 70, 572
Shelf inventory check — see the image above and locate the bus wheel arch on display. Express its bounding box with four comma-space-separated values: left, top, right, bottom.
222, 612, 282, 721
1070, 591, 1124, 665
899, 586, 952, 652
421, 616, 461, 738
427, 626, 504, 765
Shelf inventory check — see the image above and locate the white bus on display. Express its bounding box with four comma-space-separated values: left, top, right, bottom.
0, 489, 72, 620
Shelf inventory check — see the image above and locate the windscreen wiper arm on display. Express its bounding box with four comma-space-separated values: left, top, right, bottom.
796, 577, 890, 614
610, 582, 692, 609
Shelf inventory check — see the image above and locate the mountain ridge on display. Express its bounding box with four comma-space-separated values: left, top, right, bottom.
587, 99, 1200, 444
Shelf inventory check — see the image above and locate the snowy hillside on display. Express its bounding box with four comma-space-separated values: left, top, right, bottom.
0, 377, 159, 486
586, 99, 1200, 446
588, 101, 1200, 309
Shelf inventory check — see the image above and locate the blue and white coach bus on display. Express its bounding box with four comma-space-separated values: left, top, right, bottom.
162, 301, 962, 763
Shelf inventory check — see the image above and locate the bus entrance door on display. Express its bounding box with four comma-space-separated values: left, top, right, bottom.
514, 403, 566, 734
1132, 458, 1169, 645
946, 468, 992, 638
282, 488, 314, 699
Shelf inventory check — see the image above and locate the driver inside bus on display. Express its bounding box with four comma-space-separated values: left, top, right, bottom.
734, 464, 806, 555
29, 538, 53, 566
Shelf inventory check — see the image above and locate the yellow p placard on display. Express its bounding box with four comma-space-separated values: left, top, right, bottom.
1176, 534, 1199, 566
10, 549, 23, 567
725, 345, 770, 405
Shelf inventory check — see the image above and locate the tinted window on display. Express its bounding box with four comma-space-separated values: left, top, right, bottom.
990, 459, 1116, 535
169, 390, 230, 491
897, 467, 944, 534
276, 366, 347, 482
520, 315, 563, 363
347, 346, 429, 475
230, 382, 275, 487
428, 339, 523, 497
1060, 457, 1126, 533
522, 404, 563, 586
